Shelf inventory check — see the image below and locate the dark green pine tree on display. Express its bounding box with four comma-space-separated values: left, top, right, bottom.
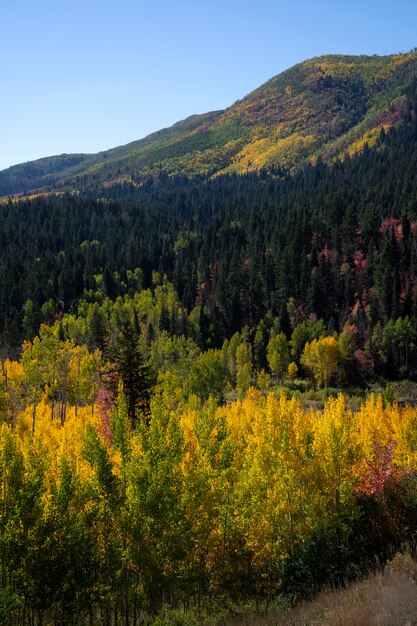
106, 320, 155, 423
376, 228, 399, 319
86, 304, 108, 354
103, 266, 118, 300
159, 304, 170, 332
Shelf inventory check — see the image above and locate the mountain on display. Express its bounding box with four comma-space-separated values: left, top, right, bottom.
1, 51, 417, 196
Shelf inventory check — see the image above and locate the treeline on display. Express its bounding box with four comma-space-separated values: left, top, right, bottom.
1, 81, 417, 357
20, 278, 417, 393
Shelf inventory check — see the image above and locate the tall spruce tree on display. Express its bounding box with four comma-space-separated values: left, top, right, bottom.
106, 320, 155, 423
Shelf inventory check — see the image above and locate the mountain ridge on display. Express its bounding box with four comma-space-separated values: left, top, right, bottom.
1, 51, 417, 196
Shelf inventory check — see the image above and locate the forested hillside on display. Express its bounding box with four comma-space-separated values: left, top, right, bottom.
0, 77, 417, 383
1, 52, 417, 625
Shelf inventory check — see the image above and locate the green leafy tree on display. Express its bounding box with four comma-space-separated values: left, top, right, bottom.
290, 318, 326, 364
187, 349, 229, 402
235, 342, 252, 394
267, 332, 289, 383
84, 424, 119, 502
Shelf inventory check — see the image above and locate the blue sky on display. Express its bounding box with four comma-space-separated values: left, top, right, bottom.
1, 0, 416, 170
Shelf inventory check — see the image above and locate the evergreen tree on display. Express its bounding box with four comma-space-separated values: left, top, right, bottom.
106, 320, 155, 423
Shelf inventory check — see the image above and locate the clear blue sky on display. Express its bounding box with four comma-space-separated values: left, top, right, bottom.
1, 0, 416, 170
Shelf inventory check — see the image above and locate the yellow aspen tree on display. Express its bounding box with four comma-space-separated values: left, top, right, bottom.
301, 336, 340, 388
311, 395, 359, 520
287, 361, 298, 384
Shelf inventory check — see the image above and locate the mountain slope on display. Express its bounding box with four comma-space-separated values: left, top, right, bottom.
1, 51, 417, 195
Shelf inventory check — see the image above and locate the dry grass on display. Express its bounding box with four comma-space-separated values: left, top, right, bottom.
232, 553, 417, 626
